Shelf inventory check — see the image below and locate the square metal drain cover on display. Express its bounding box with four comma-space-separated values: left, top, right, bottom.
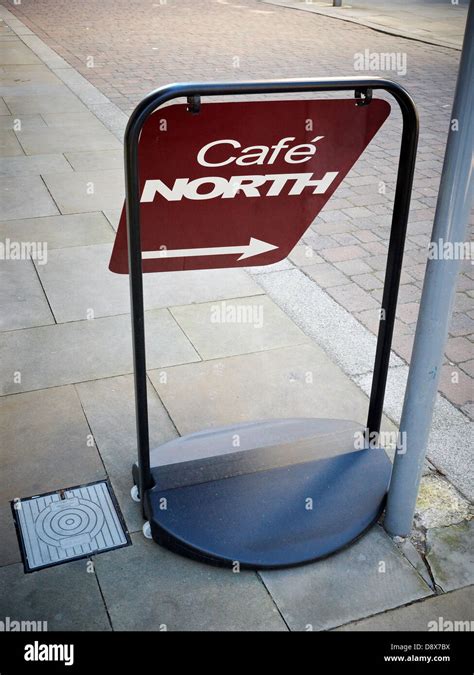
12, 480, 131, 572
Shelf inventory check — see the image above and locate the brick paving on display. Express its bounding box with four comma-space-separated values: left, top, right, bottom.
4, 0, 472, 415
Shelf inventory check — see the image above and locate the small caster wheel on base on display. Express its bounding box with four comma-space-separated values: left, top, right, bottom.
142, 521, 152, 539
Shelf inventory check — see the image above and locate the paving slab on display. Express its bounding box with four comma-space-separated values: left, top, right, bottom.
0, 129, 23, 156
0, 501, 22, 567
149, 343, 396, 436
41, 169, 123, 213
0, 386, 105, 501
0, 114, 46, 131
41, 112, 116, 130
0, 40, 41, 65
426, 521, 474, 593
3, 93, 88, 115
259, 525, 432, 631
170, 295, 309, 360
94, 533, 287, 631
0, 83, 66, 98
336, 586, 474, 631
0, 212, 114, 251
0, 98, 10, 115
0, 386, 105, 565
35, 243, 264, 322
17, 125, 121, 155
102, 208, 121, 231
0, 309, 199, 396
0, 152, 72, 176
396, 538, 435, 590
0, 259, 54, 331
1, 174, 59, 219
76, 375, 178, 532
0, 561, 111, 631
64, 149, 123, 171
0, 64, 60, 87
0, 212, 114, 250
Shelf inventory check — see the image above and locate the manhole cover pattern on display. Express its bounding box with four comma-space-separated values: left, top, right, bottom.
14, 481, 129, 571
35, 497, 105, 547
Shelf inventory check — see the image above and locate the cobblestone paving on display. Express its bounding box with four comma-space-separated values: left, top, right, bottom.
5, 0, 472, 416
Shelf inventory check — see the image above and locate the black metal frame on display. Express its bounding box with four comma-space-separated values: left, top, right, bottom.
123, 77, 419, 512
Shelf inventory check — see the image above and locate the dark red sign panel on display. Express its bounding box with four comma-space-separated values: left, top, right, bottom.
109, 98, 390, 274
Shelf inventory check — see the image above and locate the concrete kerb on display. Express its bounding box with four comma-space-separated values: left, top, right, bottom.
259, 0, 465, 51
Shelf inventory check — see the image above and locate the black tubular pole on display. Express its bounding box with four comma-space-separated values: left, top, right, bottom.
124, 77, 419, 510
125, 115, 152, 509
366, 90, 419, 434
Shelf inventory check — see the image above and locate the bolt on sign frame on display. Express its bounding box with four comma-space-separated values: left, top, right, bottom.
124, 77, 418, 569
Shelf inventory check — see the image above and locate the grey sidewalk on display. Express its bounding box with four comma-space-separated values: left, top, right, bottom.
0, 6, 472, 631
4, 0, 473, 419
262, 0, 469, 50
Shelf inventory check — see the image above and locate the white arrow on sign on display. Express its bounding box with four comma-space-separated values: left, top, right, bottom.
141, 237, 278, 262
